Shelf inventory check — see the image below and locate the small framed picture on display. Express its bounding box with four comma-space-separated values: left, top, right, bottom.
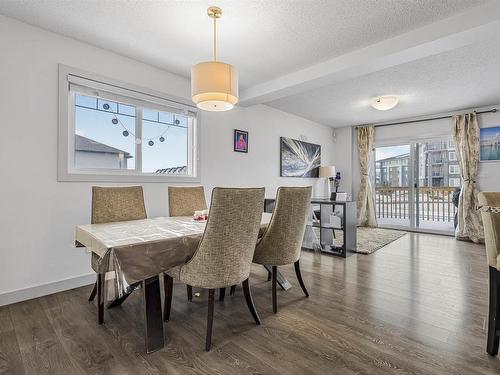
480, 126, 500, 161
234, 129, 248, 153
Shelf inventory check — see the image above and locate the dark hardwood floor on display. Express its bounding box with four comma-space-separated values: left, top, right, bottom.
1, 232, 500, 374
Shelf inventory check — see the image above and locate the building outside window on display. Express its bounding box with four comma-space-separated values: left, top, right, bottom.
376, 153, 409, 187
376, 140, 459, 188
74, 134, 132, 169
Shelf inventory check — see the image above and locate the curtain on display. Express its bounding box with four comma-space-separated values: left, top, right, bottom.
452, 113, 483, 243
356, 126, 377, 227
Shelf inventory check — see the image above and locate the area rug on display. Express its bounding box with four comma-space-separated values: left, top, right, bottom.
333, 227, 407, 254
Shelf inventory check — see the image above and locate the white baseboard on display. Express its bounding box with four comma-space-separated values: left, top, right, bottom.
0, 273, 96, 307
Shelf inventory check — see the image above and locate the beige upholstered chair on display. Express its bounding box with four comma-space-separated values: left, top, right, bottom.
252, 186, 312, 313
167, 186, 207, 301
164, 187, 265, 351
88, 186, 147, 324
168, 186, 207, 217
478, 192, 500, 356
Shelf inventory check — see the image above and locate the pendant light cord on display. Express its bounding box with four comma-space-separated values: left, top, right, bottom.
213, 17, 217, 61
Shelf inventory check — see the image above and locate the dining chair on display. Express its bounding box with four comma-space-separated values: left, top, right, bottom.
167, 186, 207, 301
252, 186, 312, 313
478, 192, 500, 357
88, 186, 147, 324
168, 186, 207, 217
164, 187, 265, 351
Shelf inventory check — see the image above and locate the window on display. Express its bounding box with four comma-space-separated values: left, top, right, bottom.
449, 178, 461, 187
449, 151, 456, 161
74, 94, 137, 170
58, 66, 199, 182
449, 164, 460, 175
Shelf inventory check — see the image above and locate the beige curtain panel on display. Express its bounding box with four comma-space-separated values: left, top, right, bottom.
452, 112, 484, 243
356, 126, 377, 227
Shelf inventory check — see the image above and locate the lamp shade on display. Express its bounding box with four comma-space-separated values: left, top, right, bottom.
191, 61, 239, 112
319, 166, 336, 178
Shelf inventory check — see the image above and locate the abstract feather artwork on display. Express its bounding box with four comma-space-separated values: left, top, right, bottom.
280, 137, 321, 177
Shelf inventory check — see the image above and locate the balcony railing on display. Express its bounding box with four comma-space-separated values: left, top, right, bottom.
375, 186, 457, 222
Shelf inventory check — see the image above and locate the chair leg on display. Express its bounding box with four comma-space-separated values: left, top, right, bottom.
487, 266, 500, 356
97, 273, 105, 325
163, 274, 173, 322
267, 270, 272, 281
88, 280, 97, 302
230, 285, 236, 295
272, 266, 277, 314
242, 279, 262, 325
294, 260, 309, 297
206, 289, 215, 351
219, 287, 226, 301
187, 285, 193, 301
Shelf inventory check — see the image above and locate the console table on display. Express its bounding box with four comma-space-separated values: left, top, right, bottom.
264, 198, 357, 258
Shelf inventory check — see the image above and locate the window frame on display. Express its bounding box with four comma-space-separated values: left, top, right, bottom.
58, 64, 201, 182
448, 164, 460, 175
449, 177, 461, 187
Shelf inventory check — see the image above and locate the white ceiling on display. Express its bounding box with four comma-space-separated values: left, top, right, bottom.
267, 34, 500, 127
1, 0, 499, 127
0, 0, 488, 89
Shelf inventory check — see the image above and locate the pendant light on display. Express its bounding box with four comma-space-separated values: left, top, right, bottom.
191, 6, 238, 111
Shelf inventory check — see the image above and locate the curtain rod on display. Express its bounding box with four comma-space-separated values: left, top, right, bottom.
356, 108, 497, 129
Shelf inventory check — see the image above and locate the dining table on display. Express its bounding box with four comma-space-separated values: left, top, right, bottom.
75, 212, 273, 353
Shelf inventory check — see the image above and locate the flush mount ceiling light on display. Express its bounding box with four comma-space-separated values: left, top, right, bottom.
191, 6, 238, 112
370, 95, 399, 111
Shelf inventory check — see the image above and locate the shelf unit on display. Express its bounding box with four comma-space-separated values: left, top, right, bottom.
264, 198, 357, 258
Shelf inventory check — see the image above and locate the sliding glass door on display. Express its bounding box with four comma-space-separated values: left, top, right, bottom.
414, 138, 458, 233
375, 145, 412, 228
374, 138, 457, 234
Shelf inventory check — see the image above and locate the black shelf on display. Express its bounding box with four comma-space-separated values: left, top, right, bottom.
265, 198, 357, 258
311, 223, 343, 230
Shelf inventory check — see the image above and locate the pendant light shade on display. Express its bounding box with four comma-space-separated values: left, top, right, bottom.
191, 61, 238, 111
191, 6, 238, 112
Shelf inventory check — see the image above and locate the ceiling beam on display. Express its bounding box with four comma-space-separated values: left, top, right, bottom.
239, 2, 500, 106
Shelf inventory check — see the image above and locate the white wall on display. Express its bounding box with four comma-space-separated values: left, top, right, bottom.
0, 15, 333, 304
329, 126, 355, 197
201, 105, 332, 196
331, 107, 500, 203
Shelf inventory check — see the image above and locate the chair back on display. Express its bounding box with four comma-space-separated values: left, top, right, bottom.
91, 186, 147, 224
253, 187, 312, 266
478, 192, 500, 270
168, 186, 207, 217
179, 187, 265, 289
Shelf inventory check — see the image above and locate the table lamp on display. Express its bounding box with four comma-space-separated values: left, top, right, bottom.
319, 166, 336, 199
